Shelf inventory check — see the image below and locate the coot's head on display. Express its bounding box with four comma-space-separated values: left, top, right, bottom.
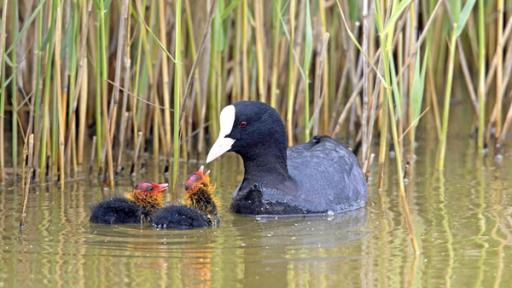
206, 101, 286, 163
125, 182, 168, 209
184, 166, 212, 191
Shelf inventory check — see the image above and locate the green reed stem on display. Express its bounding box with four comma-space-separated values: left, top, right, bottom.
377, 0, 418, 253
173, 0, 183, 188
97, 0, 114, 187
286, 0, 297, 145
94, 0, 104, 169
270, 0, 282, 108
303, 0, 313, 141
438, 25, 457, 169
39, 0, 57, 181
254, 1, 266, 102
32, 0, 44, 173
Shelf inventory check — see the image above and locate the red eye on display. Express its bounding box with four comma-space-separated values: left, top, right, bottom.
239, 121, 247, 128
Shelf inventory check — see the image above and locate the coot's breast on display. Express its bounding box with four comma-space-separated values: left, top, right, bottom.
285, 137, 367, 213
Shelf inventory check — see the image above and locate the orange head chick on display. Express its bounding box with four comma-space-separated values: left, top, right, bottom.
125, 182, 168, 213
184, 166, 219, 221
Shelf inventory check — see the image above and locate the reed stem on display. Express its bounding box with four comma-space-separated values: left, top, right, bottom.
19, 134, 34, 228
0, 0, 8, 182
477, 0, 486, 151
173, 0, 183, 188
494, 0, 504, 140
437, 25, 457, 170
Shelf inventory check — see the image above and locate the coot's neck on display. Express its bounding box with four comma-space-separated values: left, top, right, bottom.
239, 140, 290, 189
188, 188, 218, 216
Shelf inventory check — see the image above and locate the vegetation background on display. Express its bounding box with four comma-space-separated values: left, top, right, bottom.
1, 0, 511, 236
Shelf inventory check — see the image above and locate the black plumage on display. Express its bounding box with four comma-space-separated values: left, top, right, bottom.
152, 167, 220, 229
152, 205, 214, 229
89, 182, 168, 225
207, 101, 367, 215
89, 197, 147, 224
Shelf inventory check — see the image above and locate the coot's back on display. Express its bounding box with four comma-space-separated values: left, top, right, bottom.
286, 136, 367, 213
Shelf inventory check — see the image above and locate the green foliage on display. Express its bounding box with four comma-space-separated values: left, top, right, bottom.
411, 49, 428, 127
347, 0, 360, 21
383, 0, 412, 36
456, 0, 476, 36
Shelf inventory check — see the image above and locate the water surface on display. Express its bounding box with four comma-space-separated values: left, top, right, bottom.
1, 120, 512, 287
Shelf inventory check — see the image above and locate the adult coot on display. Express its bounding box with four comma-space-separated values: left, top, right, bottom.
206, 101, 367, 215
152, 166, 220, 229
90, 182, 168, 224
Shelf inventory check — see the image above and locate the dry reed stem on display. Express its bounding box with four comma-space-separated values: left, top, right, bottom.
485, 16, 512, 93
158, 0, 172, 163
494, 0, 504, 137
253, 1, 266, 102
0, 0, 8, 182
456, 40, 478, 113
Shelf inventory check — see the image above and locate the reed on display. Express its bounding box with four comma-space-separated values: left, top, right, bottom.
10, 0, 18, 173
477, 0, 485, 151
38, 0, 57, 181
375, 0, 418, 253
0, 1, 509, 204
286, 0, 298, 145
253, 0, 266, 102
437, 24, 457, 170
302, 0, 313, 141
19, 134, 34, 228
0, 0, 8, 181
438, 0, 476, 169
158, 0, 171, 164
173, 0, 183, 188
494, 0, 505, 150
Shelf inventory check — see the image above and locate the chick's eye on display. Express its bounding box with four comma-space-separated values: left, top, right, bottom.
239, 121, 248, 128
145, 185, 153, 191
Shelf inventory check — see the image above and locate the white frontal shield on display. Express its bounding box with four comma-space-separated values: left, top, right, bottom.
206, 105, 236, 163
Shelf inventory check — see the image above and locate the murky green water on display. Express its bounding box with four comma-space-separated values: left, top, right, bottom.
1, 109, 512, 287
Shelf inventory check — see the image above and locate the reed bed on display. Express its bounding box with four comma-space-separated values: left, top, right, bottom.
1, 0, 512, 244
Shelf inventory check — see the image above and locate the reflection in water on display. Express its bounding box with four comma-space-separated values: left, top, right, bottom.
230, 210, 368, 287
438, 172, 454, 288
1, 138, 512, 286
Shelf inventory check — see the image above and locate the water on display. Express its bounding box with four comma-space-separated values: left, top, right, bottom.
1, 119, 512, 287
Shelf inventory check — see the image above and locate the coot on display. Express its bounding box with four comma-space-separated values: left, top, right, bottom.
152, 166, 220, 229
90, 182, 168, 224
206, 101, 367, 215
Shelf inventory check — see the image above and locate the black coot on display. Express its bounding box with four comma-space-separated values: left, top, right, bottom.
152, 167, 220, 229
90, 182, 168, 224
206, 101, 367, 215
152, 205, 213, 229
